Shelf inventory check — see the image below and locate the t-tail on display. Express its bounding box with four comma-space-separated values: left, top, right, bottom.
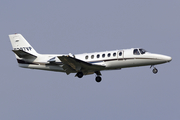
9, 34, 39, 62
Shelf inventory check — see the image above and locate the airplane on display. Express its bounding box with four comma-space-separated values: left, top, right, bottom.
9, 33, 172, 82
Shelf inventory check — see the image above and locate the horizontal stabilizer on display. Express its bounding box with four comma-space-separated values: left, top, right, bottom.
12, 50, 37, 59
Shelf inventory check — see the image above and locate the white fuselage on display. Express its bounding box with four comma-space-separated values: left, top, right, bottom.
18, 48, 172, 74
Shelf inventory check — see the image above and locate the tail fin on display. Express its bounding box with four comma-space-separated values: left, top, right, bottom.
9, 34, 38, 58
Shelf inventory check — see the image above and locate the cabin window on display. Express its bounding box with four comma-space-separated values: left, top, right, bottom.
91, 55, 94, 59
108, 53, 111, 57
113, 52, 116, 57
85, 55, 89, 59
102, 54, 105, 58
133, 49, 140, 55
97, 54, 100, 58
119, 52, 122, 56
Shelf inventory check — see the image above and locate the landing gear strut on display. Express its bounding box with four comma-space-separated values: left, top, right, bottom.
150, 65, 158, 74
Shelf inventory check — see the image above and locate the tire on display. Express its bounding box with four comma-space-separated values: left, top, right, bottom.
77, 72, 83, 78
95, 76, 102, 82
153, 68, 158, 74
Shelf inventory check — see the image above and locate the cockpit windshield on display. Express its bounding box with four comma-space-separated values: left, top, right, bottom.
133, 48, 147, 55
139, 48, 146, 54
133, 49, 140, 55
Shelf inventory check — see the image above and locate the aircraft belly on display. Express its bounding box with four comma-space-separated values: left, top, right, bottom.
19, 64, 65, 72
133, 58, 167, 66
104, 58, 167, 69
105, 60, 129, 69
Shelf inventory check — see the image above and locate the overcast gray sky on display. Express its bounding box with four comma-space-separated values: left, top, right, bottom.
1, 0, 179, 120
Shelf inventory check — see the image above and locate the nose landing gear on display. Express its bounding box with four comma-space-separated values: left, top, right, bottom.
152, 68, 158, 74
150, 65, 158, 74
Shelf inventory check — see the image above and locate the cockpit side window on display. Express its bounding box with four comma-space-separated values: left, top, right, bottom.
139, 49, 146, 54
133, 49, 140, 55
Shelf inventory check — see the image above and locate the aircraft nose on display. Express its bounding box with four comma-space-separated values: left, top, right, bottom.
162, 55, 172, 62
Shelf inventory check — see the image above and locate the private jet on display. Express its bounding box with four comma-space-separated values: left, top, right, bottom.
9, 34, 172, 82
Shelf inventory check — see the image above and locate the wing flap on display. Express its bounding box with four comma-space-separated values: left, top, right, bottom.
62, 64, 76, 75
12, 50, 37, 59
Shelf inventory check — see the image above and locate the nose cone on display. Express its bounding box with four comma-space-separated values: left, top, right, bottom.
162, 55, 172, 62
150, 53, 172, 64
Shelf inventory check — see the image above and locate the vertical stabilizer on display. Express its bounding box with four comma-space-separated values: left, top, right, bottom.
9, 34, 38, 57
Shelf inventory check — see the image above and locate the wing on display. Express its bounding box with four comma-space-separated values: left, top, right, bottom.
58, 56, 105, 75
12, 50, 37, 59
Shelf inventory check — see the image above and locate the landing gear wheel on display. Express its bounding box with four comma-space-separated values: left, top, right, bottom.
95, 76, 102, 82
153, 68, 158, 74
77, 72, 83, 78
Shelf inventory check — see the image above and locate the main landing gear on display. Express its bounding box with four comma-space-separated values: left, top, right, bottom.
95, 76, 102, 83
150, 65, 158, 74
76, 71, 102, 82
76, 72, 83, 78
95, 71, 102, 83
